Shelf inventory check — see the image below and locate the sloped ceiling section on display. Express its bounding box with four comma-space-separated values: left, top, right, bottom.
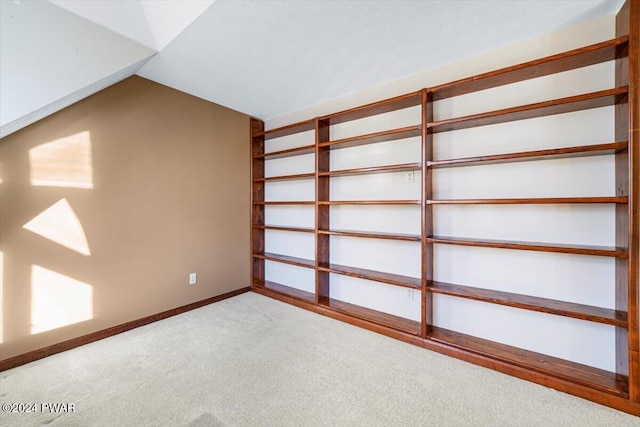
138, 0, 624, 120
48, 0, 215, 51
0, 1, 155, 138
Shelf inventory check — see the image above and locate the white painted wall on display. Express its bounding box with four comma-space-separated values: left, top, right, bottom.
262, 13, 621, 372
0, 0, 155, 138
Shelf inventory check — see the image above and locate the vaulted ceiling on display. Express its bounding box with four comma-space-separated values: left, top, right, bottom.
0, 0, 625, 138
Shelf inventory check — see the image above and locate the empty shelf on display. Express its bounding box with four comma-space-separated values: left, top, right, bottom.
427, 236, 627, 258
320, 126, 421, 150
428, 87, 628, 133
429, 326, 628, 397
319, 262, 421, 289
319, 229, 421, 242
427, 142, 628, 168
323, 298, 421, 335
254, 280, 315, 303
429, 36, 629, 100
429, 281, 627, 327
254, 252, 315, 269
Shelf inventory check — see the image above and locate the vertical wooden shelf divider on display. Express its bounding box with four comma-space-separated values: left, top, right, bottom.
249, 0, 639, 414
616, 0, 640, 403
251, 118, 266, 288
422, 89, 433, 339
316, 118, 331, 305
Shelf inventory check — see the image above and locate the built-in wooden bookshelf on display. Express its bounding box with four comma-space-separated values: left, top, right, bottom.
251, 0, 639, 415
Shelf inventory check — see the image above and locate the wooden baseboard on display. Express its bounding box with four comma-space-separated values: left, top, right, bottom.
251, 286, 640, 417
0, 287, 250, 371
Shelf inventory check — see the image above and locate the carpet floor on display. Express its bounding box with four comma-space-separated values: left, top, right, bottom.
1, 292, 638, 426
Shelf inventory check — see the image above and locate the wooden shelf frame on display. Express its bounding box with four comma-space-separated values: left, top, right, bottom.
253, 224, 315, 234
427, 196, 628, 205
254, 252, 315, 269
429, 326, 628, 397
427, 141, 629, 168
429, 281, 627, 327
319, 162, 422, 177
320, 125, 422, 150
428, 86, 628, 133
318, 228, 421, 242
254, 172, 315, 182
249, 1, 639, 414
429, 36, 629, 100
318, 262, 421, 289
427, 235, 628, 258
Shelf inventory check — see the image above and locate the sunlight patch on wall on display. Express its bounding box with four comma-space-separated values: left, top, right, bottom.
23, 198, 91, 256
29, 131, 93, 188
31, 265, 93, 335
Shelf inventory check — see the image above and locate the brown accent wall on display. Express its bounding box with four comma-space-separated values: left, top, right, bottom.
0, 76, 250, 360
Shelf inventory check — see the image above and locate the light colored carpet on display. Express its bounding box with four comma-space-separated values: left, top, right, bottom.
1, 292, 638, 427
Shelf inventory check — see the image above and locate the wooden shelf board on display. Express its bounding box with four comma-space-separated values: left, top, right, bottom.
319, 162, 422, 177
321, 92, 422, 125
428, 142, 629, 168
254, 252, 315, 269
320, 126, 421, 150
427, 196, 628, 205
319, 262, 421, 289
429, 36, 629, 100
254, 280, 315, 303
254, 144, 315, 160
429, 326, 628, 397
429, 281, 627, 327
322, 298, 421, 335
428, 87, 628, 133
253, 225, 315, 233
254, 172, 315, 182
427, 236, 627, 258
319, 200, 421, 205
319, 228, 421, 242
254, 201, 315, 206
255, 119, 315, 140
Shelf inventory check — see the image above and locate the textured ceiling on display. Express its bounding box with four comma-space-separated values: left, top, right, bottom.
138, 0, 624, 120
1, 0, 625, 138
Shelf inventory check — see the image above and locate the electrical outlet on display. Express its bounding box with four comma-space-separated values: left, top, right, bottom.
406, 170, 414, 183
189, 273, 197, 285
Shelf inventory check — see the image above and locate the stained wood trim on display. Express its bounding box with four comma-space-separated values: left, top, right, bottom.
428, 87, 628, 133
256, 119, 315, 139
253, 280, 315, 303
319, 162, 422, 177
430, 36, 629, 100
320, 125, 422, 150
428, 235, 628, 258
429, 281, 628, 327
254, 144, 315, 160
322, 298, 421, 335
428, 142, 628, 168
252, 224, 315, 233
253, 201, 315, 205
318, 200, 421, 205
319, 228, 421, 242
427, 197, 628, 205
321, 91, 422, 125
0, 287, 251, 371
254, 252, 315, 269
429, 326, 628, 397
318, 262, 421, 289
254, 172, 315, 182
